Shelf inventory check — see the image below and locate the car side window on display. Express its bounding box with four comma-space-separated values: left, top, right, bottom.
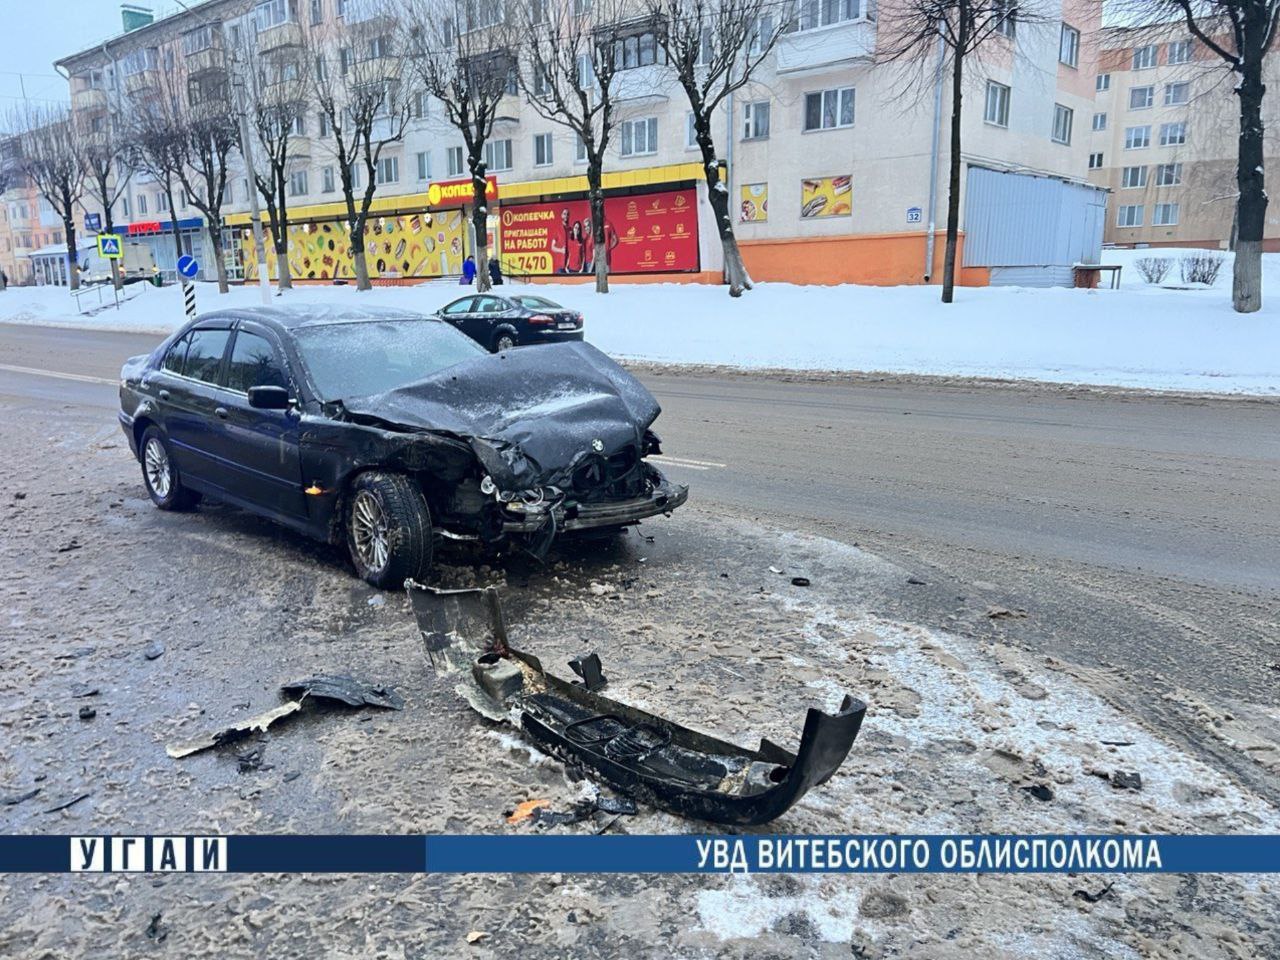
183, 329, 232, 385
442, 298, 475, 315
162, 334, 191, 375
473, 296, 503, 313
226, 331, 289, 393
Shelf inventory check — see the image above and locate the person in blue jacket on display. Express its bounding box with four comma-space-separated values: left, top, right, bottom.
460, 255, 476, 285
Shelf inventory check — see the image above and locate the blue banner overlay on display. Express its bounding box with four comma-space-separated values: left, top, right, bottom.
1, 835, 1278, 874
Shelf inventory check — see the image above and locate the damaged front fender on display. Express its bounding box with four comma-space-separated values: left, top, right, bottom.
406, 583, 867, 827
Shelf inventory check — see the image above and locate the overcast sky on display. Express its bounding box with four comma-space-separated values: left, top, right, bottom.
0, 2, 193, 111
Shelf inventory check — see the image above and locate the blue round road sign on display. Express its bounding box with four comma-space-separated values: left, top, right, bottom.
177, 255, 199, 280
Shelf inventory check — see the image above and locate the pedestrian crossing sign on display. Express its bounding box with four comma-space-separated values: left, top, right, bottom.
98, 234, 123, 259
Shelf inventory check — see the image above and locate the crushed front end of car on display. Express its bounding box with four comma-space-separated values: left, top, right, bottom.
336, 341, 689, 553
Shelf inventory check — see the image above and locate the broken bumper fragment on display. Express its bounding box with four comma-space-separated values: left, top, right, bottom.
406, 583, 867, 827
498, 479, 690, 534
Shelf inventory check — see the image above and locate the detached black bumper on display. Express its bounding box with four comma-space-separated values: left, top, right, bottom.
500, 479, 689, 534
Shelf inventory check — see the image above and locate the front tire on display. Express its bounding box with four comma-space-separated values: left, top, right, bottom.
346, 471, 433, 588
140, 426, 200, 511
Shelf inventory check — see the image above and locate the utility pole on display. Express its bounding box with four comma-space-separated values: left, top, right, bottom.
228, 45, 272, 304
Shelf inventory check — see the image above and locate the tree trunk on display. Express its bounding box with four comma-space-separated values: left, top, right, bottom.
275, 170, 292, 291
941, 43, 965, 304
352, 224, 371, 291
588, 161, 609, 294
65, 214, 80, 291
210, 225, 230, 294
698, 133, 751, 297
1232, 59, 1266, 313
471, 166, 492, 293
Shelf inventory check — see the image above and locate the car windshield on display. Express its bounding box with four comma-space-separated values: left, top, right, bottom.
513, 296, 563, 310
292, 319, 486, 401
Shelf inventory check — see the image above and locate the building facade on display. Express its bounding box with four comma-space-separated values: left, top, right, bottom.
1088, 23, 1280, 249
56, 0, 1106, 288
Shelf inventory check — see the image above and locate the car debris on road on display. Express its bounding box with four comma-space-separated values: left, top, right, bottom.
407, 582, 868, 826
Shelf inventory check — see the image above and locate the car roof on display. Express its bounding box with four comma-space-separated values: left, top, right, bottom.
194, 304, 434, 332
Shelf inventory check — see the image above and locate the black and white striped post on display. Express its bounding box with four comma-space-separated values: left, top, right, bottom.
177, 255, 199, 321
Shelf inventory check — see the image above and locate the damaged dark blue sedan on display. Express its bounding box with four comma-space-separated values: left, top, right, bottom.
117, 306, 688, 587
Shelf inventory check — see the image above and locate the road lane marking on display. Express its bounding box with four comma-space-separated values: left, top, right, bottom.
0, 364, 117, 386
649, 454, 726, 471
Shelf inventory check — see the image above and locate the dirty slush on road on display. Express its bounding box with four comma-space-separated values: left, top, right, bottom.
1, 405, 1278, 958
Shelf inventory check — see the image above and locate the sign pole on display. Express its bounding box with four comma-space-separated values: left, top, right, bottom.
183, 281, 197, 321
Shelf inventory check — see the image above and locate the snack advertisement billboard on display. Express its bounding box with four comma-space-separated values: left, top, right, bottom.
499, 188, 700, 275
800, 175, 852, 219
739, 183, 768, 223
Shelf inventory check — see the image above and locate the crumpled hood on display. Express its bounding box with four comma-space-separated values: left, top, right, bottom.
340, 341, 660, 490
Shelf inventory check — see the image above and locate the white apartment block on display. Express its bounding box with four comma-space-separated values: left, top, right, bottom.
53, 0, 1107, 287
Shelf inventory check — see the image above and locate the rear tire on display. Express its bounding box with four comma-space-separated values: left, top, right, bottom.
140, 426, 200, 511
346, 471, 433, 589
492, 330, 517, 352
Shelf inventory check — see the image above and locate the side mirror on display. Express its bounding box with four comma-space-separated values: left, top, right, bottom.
248, 385, 291, 410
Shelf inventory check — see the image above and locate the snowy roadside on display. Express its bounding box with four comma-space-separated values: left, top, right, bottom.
1, 246, 1276, 395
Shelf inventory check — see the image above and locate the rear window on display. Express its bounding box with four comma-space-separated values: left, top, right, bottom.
514, 296, 561, 310
292, 319, 485, 401
173, 329, 232, 384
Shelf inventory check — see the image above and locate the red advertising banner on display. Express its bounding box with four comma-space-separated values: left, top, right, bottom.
499, 188, 699, 276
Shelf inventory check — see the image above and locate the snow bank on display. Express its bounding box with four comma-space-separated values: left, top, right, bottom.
2, 248, 1277, 395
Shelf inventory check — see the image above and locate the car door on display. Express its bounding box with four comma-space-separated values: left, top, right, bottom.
438, 296, 478, 342
464, 295, 507, 345
153, 325, 233, 490
211, 324, 307, 521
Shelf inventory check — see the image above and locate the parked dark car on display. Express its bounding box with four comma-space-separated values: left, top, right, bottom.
435, 293, 584, 352
118, 306, 687, 587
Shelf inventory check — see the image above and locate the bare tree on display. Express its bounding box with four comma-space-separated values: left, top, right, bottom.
649, 0, 786, 296
1125, 1, 1280, 312
235, 30, 310, 291
880, 0, 1044, 302
521, 0, 631, 293
171, 73, 239, 294
400, 0, 521, 292
12, 107, 87, 290
78, 113, 132, 291
308, 2, 413, 291
0, 137, 20, 291
125, 87, 189, 269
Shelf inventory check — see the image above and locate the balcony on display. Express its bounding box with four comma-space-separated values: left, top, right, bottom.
72, 87, 108, 112
257, 20, 303, 53
775, 19, 877, 74
612, 64, 672, 104
185, 46, 227, 77
123, 69, 159, 94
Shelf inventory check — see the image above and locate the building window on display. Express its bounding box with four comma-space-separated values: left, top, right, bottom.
121, 196, 131, 218
612, 30, 664, 71
748, 13, 774, 54
984, 81, 1010, 127
994, 0, 1016, 38
254, 0, 293, 31
1096, 73, 1110, 92
369, 35, 389, 59
182, 24, 216, 54
339, 47, 352, 75
447, 146, 464, 176
375, 156, 399, 184
1088, 152, 1104, 170
349, 162, 362, 189
289, 170, 308, 196
1125, 125, 1151, 149
1165, 81, 1190, 105
1153, 202, 1179, 225
310, 0, 323, 24
686, 112, 699, 149
1092, 111, 1107, 131
620, 117, 658, 156
532, 65, 551, 98
318, 111, 330, 137
1167, 40, 1192, 64
534, 132, 553, 166
1052, 103, 1073, 144
787, 0, 866, 33
1160, 121, 1187, 145
1059, 24, 1079, 67
411, 91, 428, 119
293, 114, 306, 136
158, 192, 169, 212
575, 134, 588, 163
742, 100, 770, 140
484, 138, 512, 171
138, 194, 148, 215
414, 151, 430, 180
576, 54, 593, 89
1117, 204, 1144, 227
1132, 44, 1157, 69
1129, 85, 1154, 110
322, 165, 335, 192
1155, 162, 1182, 186
1121, 165, 1147, 188
803, 86, 855, 131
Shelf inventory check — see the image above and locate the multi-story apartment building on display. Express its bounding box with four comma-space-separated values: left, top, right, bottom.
1089, 23, 1280, 249
56, 0, 1107, 288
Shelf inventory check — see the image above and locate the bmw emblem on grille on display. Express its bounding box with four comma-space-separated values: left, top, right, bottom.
591, 439, 605, 452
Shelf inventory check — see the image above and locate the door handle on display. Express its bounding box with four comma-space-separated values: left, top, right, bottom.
158, 389, 170, 400
215, 407, 228, 419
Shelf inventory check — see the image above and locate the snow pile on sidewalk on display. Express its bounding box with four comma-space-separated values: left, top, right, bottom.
1, 247, 1276, 395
